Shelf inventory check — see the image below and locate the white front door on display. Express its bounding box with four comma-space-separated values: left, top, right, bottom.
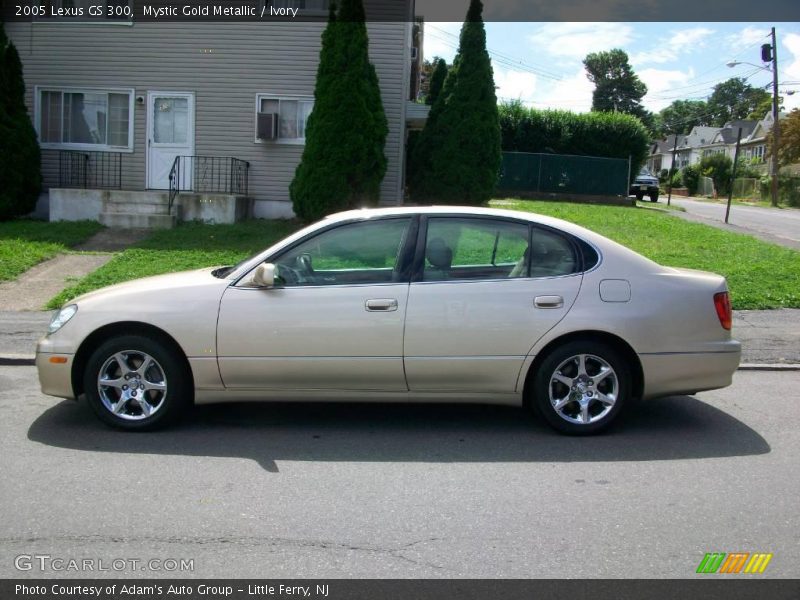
146, 91, 194, 190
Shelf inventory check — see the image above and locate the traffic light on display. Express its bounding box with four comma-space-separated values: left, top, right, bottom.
761, 43, 773, 63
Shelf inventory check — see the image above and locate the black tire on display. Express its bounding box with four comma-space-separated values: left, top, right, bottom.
635, 193, 644, 201
83, 334, 192, 431
649, 192, 659, 202
530, 340, 630, 435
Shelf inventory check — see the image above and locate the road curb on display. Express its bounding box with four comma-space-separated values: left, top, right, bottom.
738, 363, 800, 371
0, 355, 35, 366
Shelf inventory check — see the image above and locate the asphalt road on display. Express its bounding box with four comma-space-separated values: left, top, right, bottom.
671, 198, 800, 249
0, 366, 798, 579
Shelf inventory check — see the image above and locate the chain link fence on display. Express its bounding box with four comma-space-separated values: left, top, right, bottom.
497, 152, 629, 196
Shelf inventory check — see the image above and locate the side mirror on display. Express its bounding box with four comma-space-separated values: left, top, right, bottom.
252, 263, 277, 288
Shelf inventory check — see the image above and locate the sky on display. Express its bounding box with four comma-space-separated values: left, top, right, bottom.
423, 22, 800, 115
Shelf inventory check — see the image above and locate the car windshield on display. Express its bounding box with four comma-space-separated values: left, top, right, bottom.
638, 168, 654, 177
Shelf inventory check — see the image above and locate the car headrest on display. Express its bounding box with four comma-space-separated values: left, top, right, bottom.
426, 237, 453, 270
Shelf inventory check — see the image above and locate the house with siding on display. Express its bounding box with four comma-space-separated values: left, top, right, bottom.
5, 1, 418, 227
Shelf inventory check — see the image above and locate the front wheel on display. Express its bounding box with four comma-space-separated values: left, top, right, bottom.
635, 193, 644, 201
530, 341, 630, 435
83, 334, 192, 431
649, 192, 659, 202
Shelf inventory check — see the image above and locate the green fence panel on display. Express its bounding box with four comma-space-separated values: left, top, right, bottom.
498, 152, 629, 196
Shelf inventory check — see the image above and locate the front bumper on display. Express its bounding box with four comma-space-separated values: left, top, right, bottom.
36, 336, 76, 400
640, 342, 741, 399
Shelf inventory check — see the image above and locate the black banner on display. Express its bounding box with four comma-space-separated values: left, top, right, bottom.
2, 0, 799, 23
3, 580, 800, 600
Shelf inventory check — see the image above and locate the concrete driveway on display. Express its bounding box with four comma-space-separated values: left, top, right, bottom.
670, 198, 800, 250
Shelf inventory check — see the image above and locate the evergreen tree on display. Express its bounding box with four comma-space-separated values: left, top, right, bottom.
409, 0, 501, 205
426, 58, 447, 106
289, 0, 388, 222
0, 22, 42, 221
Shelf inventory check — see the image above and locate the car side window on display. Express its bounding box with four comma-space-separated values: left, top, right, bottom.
422, 218, 530, 282
272, 218, 412, 286
528, 227, 579, 278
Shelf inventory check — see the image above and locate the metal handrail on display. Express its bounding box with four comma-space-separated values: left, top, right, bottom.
169, 155, 250, 214
58, 150, 122, 189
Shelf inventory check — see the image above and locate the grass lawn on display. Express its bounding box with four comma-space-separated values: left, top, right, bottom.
47, 220, 300, 309
48, 200, 800, 310
492, 199, 800, 310
0, 220, 104, 283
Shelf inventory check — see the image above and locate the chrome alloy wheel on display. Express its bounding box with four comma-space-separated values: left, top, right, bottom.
548, 353, 618, 425
97, 350, 168, 420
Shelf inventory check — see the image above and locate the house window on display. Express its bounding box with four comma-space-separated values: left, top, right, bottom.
256, 95, 314, 143
753, 145, 765, 163
37, 88, 134, 151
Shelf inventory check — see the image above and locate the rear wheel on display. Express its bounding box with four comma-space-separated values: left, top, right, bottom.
83, 334, 192, 431
530, 340, 630, 435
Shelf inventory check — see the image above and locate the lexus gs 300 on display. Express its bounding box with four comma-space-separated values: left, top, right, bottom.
37, 207, 741, 434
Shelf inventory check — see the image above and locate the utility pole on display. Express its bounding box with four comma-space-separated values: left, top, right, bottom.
726, 127, 743, 224
769, 26, 781, 207
667, 133, 679, 207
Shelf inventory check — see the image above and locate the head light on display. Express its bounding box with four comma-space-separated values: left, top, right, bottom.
48, 304, 78, 335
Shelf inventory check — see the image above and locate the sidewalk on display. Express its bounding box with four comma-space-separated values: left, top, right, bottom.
2, 309, 797, 367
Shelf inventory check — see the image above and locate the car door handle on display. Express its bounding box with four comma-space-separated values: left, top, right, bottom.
365, 298, 398, 312
534, 295, 564, 309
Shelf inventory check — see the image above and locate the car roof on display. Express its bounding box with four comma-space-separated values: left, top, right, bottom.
324, 205, 589, 236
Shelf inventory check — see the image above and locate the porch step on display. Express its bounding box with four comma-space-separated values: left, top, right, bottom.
103, 201, 172, 215
99, 212, 177, 229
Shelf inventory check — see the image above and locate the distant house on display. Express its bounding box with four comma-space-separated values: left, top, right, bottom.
6, 1, 424, 227
647, 112, 786, 175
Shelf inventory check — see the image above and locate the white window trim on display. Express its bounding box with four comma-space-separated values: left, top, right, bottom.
34, 86, 135, 153
254, 94, 314, 145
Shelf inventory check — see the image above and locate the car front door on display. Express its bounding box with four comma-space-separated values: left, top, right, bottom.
403, 216, 583, 393
217, 216, 415, 391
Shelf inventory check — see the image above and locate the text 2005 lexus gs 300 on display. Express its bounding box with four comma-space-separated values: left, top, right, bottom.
37, 207, 740, 435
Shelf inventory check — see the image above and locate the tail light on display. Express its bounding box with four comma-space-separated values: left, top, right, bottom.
714, 292, 732, 330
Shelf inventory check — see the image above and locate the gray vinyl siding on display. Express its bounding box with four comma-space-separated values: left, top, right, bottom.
6, 19, 409, 206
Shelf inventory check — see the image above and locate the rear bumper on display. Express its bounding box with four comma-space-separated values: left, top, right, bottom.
640, 343, 741, 399
629, 184, 659, 195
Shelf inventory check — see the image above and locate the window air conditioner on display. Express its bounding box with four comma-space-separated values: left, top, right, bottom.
257, 113, 279, 140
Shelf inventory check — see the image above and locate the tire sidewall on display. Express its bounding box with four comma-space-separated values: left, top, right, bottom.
532, 340, 630, 435
83, 334, 191, 431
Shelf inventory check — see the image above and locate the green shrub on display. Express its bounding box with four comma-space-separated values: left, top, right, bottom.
289, 0, 388, 222
760, 176, 800, 207
682, 164, 700, 195
0, 24, 42, 221
497, 101, 650, 179
699, 154, 733, 197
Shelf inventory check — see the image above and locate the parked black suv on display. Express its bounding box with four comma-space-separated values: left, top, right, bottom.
629, 168, 659, 202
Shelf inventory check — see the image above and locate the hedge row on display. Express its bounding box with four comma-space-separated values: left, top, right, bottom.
499, 101, 650, 179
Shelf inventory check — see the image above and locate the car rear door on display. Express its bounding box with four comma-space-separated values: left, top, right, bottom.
403, 216, 583, 393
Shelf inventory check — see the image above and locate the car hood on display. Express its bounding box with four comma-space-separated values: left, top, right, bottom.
634, 176, 659, 185
69, 267, 228, 307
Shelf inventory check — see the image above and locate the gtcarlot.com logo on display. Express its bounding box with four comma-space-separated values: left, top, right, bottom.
696, 552, 773, 574
14, 554, 194, 573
